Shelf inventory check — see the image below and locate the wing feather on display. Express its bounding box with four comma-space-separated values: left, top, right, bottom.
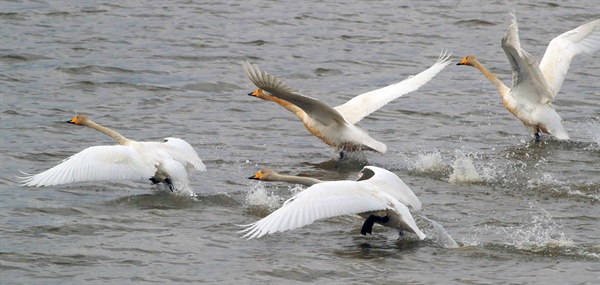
20, 145, 157, 187
334, 51, 452, 125
239, 181, 396, 239
539, 19, 600, 98
501, 13, 555, 104
242, 61, 347, 126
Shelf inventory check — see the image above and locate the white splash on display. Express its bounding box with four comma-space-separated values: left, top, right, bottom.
419, 216, 459, 248
448, 151, 483, 183
245, 182, 283, 211
414, 152, 446, 173
498, 203, 574, 252
527, 173, 600, 201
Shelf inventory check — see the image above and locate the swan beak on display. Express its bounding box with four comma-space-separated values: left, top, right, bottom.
456, 58, 467, 65
248, 171, 263, 180
67, 118, 76, 124
248, 89, 262, 97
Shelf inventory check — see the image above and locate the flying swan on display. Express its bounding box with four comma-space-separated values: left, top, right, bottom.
457, 13, 600, 141
20, 115, 206, 196
241, 166, 426, 240
242, 51, 452, 156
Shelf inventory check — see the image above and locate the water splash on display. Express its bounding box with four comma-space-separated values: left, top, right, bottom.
448, 151, 483, 183
419, 216, 459, 249
527, 173, 600, 201
245, 182, 283, 211
414, 152, 446, 174
497, 203, 574, 253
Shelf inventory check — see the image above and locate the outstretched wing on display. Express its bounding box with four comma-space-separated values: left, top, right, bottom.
539, 19, 600, 98
239, 180, 397, 239
242, 61, 347, 126
501, 13, 555, 104
334, 51, 452, 125
20, 145, 157, 187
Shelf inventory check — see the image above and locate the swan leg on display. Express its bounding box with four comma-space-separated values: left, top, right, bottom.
337, 150, 345, 160
149, 177, 160, 184
534, 131, 540, 142
164, 178, 175, 192
360, 215, 390, 235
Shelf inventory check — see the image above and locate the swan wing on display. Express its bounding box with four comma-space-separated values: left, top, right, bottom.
20, 145, 157, 187
162, 138, 206, 172
501, 13, 555, 104
334, 51, 452, 125
242, 61, 347, 126
539, 19, 600, 98
386, 198, 427, 240
357, 166, 422, 210
239, 180, 396, 239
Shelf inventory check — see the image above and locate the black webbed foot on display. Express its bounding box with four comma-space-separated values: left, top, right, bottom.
399, 230, 404, 236
337, 150, 345, 160
149, 177, 160, 184
534, 132, 540, 142
361, 215, 390, 235
164, 178, 175, 192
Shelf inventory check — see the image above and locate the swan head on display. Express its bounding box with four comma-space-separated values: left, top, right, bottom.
67, 114, 90, 126
456, 55, 479, 66
248, 169, 275, 181
248, 88, 270, 99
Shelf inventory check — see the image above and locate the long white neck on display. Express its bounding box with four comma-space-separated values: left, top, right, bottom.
84, 120, 132, 145
470, 58, 510, 98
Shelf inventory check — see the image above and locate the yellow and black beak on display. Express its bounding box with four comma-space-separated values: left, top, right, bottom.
248, 171, 262, 180
456, 57, 468, 66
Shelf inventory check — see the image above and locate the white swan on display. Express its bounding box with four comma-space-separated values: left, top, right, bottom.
458, 13, 600, 141
20, 115, 206, 196
242, 51, 451, 155
241, 166, 425, 240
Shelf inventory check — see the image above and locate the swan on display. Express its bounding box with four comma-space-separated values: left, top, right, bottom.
457, 13, 600, 141
241, 166, 425, 240
19, 115, 206, 196
242, 51, 452, 156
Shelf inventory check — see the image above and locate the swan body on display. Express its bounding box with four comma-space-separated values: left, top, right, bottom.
241, 166, 425, 239
458, 14, 599, 141
243, 51, 452, 154
20, 115, 206, 196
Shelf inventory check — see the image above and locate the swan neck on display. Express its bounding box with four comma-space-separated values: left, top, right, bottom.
270, 173, 322, 186
85, 120, 131, 145
472, 60, 510, 97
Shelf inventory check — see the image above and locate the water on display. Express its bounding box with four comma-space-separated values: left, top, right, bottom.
1, 0, 599, 284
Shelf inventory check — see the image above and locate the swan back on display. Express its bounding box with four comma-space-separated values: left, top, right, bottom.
357, 166, 422, 210
161, 137, 206, 172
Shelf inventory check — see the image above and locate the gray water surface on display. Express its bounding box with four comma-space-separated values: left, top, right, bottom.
1, 0, 599, 284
